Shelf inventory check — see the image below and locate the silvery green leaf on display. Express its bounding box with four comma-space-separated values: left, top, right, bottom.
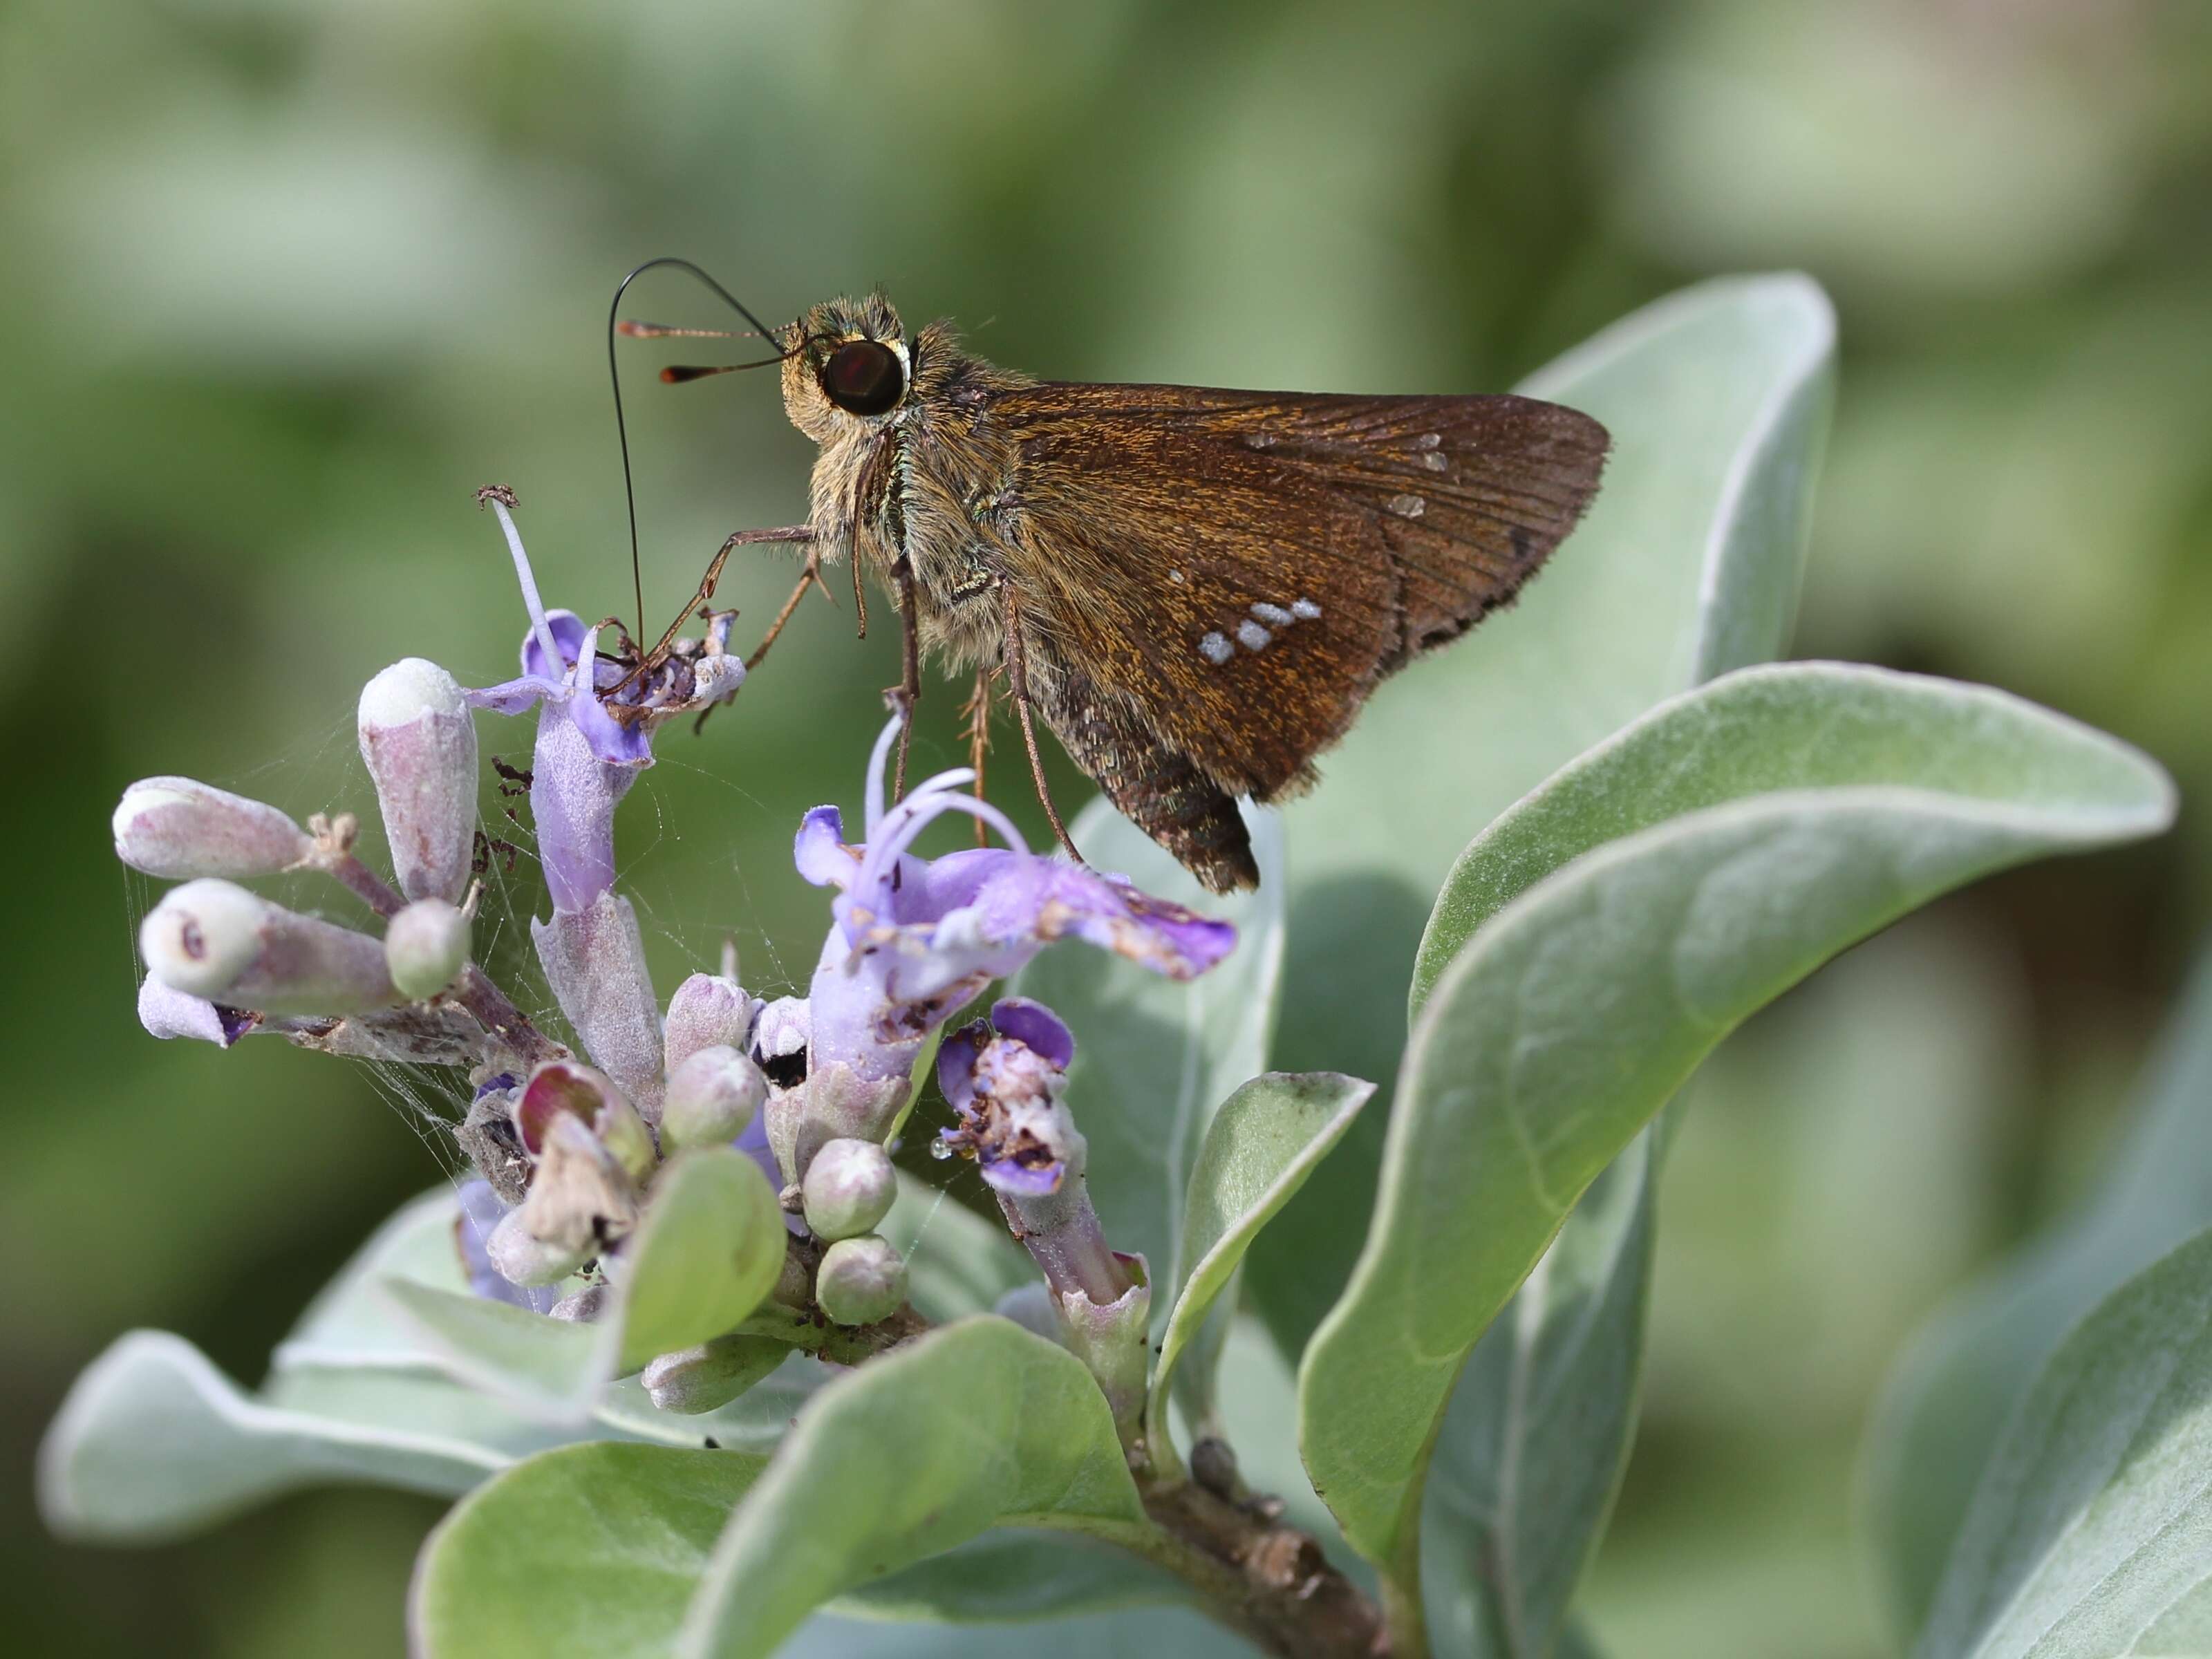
1912, 1224, 2212, 1659
380, 1147, 787, 1422
1296, 668, 2173, 1578
411, 1441, 767, 1659
1865, 950, 2212, 1638
1250, 272, 1836, 1365
674, 1318, 1150, 1659
1146, 1071, 1372, 1460
37, 1331, 524, 1543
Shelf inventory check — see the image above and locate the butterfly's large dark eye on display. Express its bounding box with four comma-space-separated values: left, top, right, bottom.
821, 339, 905, 416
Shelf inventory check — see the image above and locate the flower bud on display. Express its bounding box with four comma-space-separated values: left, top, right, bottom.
485, 1203, 590, 1287
800, 1137, 896, 1241
358, 659, 478, 903
660, 1045, 768, 1156
140, 879, 399, 1015
816, 1234, 907, 1327
641, 1333, 784, 1414
664, 973, 760, 1076
135, 975, 254, 1047
384, 898, 471, 999
516, 1059, 655, 1185
112, 776, 311, 879
549, 1284, 612, 1322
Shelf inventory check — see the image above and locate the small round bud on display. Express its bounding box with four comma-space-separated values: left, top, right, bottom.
139, 880, 263, 1000
112, 776, 311, 879
549, 1284, 612, 1323
815, 1234, 906, 1327
661, 1044, 769, 1156
485, 1206, 590, 1287
801, 1138, 897, 1241
140, 879, 399, 1015
359, 658, 478, 903
641, 1333, 782, 1414
664, 973, 760, 1076
384, 898, 471, 999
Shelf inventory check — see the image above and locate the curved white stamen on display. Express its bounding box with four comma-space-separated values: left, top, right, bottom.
854, 767, 978, 899
573, 625, 601, 693
485, 496, 565, 679
852, 780, 1031, 918
862, 715, 903, 835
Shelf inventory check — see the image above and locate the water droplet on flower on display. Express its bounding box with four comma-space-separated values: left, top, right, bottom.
928, 1137, 955, 1161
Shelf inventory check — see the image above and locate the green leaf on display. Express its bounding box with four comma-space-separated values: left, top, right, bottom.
833, 1531, 1190, 1623
784, 1608, 1257, 1656
1422, 1133, 1656, 1659
1249, 271, 1837, 1360
382, 1148, 787, 1421
1912, 1224, 2212, 1659
674, 1318, 1152, 1659
1147, 1072, 1373, 1458
1865, 948, 2212, 1638
411, 1441, 767, 1659
1297, 668, 2174, 1575
1013, 800, 1286, 1321
37, 1331, 521, 1542
617, 1147, 789, 1372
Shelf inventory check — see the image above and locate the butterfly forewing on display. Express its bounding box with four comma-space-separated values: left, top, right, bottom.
985, 383, 1607, 888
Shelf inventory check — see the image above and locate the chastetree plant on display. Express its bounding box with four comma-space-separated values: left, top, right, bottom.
41, 276, 2200, 1659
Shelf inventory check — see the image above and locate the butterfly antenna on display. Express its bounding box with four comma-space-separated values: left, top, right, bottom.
607, 256, 789, 650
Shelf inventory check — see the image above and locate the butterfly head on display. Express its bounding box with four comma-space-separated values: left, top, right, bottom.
780, 292, 912, 442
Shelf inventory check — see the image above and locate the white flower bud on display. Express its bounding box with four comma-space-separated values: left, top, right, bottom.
140, 879, 398, 1015
816, 1234, 906, 1327
112, 777, 310, 879
800, 1138, 896, 1241
358, 659, 478, 903
485, 1203, 590, 1287
664, 973, 760, 1076
660, 1044, 768, 1156
135, 976, 251, 1046
384, 898, 471, 999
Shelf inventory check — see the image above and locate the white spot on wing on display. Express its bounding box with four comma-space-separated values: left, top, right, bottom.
1245, 431, 1277, 450
1291, 597, 1322, 621
1387, 494, 1426, 519
1199, 631, 1233, 666
1414, 432, 1443, 450
1250, 601, 1294, 627
1168, 568, 1186, 585
1423, 451, 1448, 471
1235, 619, 1272, 651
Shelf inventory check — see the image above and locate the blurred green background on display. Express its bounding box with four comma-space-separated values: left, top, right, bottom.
4, 1, 2208, 1655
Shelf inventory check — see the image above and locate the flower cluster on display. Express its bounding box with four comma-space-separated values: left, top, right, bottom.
118, 490, 1236, 1415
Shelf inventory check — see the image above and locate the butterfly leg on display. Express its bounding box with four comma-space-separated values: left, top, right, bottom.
744, 538, 836, 673
887, 559, 924, 801
962, 667, 995, 847
1001, 583, 1082, 863
615, 525, 813, 693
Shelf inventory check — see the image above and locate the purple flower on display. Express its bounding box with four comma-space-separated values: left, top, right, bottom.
462, 491, 743, 913
937, 997, 1080, 1197
798, 718, 1235, 1091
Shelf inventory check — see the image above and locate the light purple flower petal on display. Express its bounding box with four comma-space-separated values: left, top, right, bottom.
977, 1152, 1064, 1197
969, 860, 1235, 979
796, 807, 858, 889
989, 997, 1075, 1070
936, 1020, 985, 1114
